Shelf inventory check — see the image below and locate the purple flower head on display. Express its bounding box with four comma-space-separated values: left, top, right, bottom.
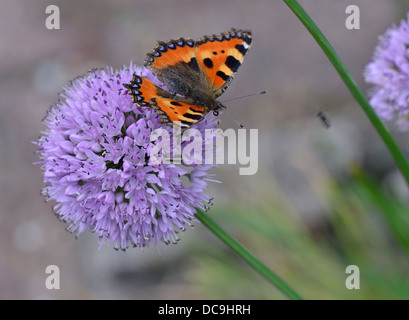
37, 63, 218, 250
365, 12, 409, 131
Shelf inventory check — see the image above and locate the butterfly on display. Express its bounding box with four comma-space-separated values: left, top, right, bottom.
123, 28, 252, 128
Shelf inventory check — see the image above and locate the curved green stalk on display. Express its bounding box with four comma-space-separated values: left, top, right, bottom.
282, 0, 409, 189
195, 210, 303, 300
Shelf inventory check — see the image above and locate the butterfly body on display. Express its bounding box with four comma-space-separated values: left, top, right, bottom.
124, 28, 252, 128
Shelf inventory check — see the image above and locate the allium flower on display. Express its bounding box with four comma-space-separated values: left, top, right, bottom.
37, 64, 217, 250
365, 12, 409, 131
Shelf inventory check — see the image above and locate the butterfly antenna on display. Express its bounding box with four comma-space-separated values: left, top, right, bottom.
221, 90, 267, 103
220, 91, 266, 128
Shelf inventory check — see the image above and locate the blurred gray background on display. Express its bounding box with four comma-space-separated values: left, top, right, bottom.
1, 0, 409, 299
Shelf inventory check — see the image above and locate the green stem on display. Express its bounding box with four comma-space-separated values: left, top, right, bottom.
195, 210, 303, 300
282, 0, 409, 189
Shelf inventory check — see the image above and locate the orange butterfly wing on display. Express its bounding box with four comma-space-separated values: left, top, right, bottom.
195, 29, 252, 96
123, 73, 161, 107
150, 98, 206, 128
144, 28, 252, 98
123, 75, 206, 128
145, 38, 196, 70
